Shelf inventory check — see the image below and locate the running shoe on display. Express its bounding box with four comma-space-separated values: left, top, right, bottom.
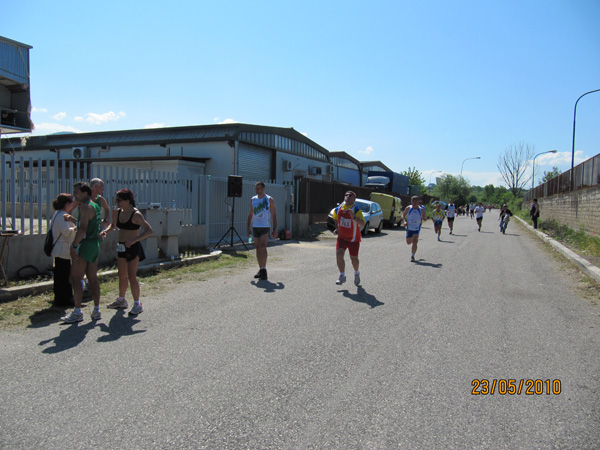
129, 303, 143, 315
336, 274, 346, 285
90, 309, 102, 320
259, 268, 268, 280
254, 270, 261, 279
108, 298, 129, 309
354, 273, 361, 286
61, 311, 83, 323
437, 236, 440, 241
411, 255, 415, 262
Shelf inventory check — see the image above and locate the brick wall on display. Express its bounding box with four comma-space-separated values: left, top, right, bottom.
525, 185, 600, 235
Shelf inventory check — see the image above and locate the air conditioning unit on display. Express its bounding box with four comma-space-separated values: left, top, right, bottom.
72, 147, 89, 159
327, 165, 334, 174
309, 166, 322, 176
282, 160, 293, 171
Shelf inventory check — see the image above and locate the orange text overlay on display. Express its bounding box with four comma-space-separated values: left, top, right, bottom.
471, 379, 562, 395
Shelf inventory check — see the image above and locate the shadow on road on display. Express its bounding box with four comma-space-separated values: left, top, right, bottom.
413, 259, 442, 268
251, 280, 285, 293
338, 286, 384, 309
39, 320, 98, 354
97, 309, 146, 343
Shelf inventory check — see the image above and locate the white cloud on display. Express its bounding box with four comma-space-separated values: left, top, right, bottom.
358, 145, 374, 155
463, 171, 506, 187
53, 112, 67, 120
144, 123, 165, 129
527, 150, 589, 170
32, 122, 84, 135
217, 118, 238, 124
74, 111, 126, 125
32, 107, 48, 113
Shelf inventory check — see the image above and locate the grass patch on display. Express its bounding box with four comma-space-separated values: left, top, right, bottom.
0, 251, 253, 330
538, 220, 600, 259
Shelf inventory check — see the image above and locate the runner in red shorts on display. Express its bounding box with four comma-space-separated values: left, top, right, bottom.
332, 191, 365, 286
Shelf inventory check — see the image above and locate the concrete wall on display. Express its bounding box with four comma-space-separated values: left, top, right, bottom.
0, 225, 208, 280
1, 232, 119, 279
526, 185, 600, 235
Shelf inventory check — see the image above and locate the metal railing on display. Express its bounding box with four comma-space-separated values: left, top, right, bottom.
525, 153, 600, 202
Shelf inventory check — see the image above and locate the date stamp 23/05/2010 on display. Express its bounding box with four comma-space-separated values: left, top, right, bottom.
471, 379, 562, 396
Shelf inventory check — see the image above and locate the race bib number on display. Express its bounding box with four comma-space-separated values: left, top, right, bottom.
340, 217, 352, 228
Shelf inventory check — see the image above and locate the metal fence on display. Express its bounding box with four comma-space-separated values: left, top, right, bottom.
0, 154, 199, 234
1, 154, 291, 245
525, 153, 600, 202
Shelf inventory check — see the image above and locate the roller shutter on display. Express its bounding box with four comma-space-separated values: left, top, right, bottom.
238, 143, 273, 182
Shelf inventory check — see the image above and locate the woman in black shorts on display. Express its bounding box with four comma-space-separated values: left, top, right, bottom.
102, 189, 153, 315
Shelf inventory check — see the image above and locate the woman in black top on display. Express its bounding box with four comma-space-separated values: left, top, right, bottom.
102, 189, 153, 315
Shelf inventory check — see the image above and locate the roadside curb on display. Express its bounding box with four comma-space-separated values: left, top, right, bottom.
0, 250, 222, 302
515, 216, 600, 285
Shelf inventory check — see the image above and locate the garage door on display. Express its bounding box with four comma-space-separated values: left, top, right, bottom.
238, 143, 273, 182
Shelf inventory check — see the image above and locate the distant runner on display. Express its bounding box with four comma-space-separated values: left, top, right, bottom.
403, 196, 427, 262
474, 202, 485, 232
332, 191, 365, 286
431, 202, 445, 241
446, 199, 456, 235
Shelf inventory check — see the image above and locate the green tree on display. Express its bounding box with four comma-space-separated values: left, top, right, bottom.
434, 174, 471, 206
541, 166, 561, 183
401, 167, 426, 189
482, 184, 496, 203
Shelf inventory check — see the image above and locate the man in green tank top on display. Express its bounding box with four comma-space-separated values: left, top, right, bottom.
60, 182, 102, 323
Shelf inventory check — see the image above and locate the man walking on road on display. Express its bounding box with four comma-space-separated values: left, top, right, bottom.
60, 182, 102, 323
332, 191, 365, 286
247, 181, 277, 281
403, 195, 427, 262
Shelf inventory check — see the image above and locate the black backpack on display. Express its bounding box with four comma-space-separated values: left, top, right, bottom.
43, 213, 60, 257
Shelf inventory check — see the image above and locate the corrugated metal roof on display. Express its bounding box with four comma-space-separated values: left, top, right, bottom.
1, 123, 329, 153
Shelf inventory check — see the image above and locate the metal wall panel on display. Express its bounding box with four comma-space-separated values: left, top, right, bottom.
0, 85, 10, 109
238, 143, 272, 182
0, 40, 31, 84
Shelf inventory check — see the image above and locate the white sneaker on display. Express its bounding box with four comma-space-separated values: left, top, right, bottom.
108, 298, 129, 309
61, 311, 83, 323
90, 309, 102, 320
129, 303, 143, 315
336, 274, 346, 285
354, 273, 361, 286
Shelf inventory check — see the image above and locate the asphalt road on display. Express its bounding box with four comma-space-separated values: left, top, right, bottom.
1, 214, 599, 449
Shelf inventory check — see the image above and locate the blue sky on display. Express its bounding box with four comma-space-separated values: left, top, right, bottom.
4, 0, 600, 187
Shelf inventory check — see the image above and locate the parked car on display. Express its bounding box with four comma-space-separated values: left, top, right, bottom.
369, 192, 403, 227
327, 199, 384, 236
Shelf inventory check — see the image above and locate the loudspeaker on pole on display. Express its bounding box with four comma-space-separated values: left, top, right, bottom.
227, 175, 243, 198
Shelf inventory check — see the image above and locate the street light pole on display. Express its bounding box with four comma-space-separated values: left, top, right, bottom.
571, 89, 600, 190
532, 150, 558, 191
429, 170, 442, 184
460, 157, 481, 178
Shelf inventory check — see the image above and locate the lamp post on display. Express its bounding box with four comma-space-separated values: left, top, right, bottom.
571, 89, 600, 190
429, 170, 442, 184
532, 150, 558, 191
460, 156, 480, 178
